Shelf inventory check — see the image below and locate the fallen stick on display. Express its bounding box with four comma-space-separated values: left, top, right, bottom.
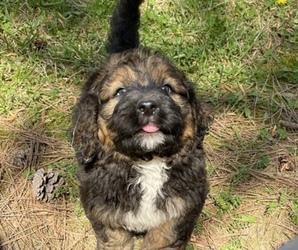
280, 120, 298, 130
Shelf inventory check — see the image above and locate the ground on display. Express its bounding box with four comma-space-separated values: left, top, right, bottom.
0, 0, 297, 249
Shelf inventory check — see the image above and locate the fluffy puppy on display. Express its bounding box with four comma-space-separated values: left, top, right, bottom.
71, 0, 210, 249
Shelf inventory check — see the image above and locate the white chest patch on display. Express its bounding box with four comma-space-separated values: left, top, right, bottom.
123, 158, 170, 232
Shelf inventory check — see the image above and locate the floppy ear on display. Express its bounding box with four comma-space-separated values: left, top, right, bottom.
71, 90, 101, 167
186, 81, 213, 148
195, 100, 213, 148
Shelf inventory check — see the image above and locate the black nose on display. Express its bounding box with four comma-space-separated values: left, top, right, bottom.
137, 100, 158, 116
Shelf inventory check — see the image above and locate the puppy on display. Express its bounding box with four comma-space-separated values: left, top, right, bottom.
72, 0, 210, 249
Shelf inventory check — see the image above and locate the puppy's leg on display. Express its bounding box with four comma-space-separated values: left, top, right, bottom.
93, 224, 133, 250
141, 211, 199, 250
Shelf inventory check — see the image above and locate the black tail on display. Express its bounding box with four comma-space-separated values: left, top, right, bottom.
107, 0, 144, 54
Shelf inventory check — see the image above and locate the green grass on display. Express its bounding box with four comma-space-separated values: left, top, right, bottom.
1, 0, 297, 118
213, 190, 242, 217
221, 238, 244, 250
290, 193, 298, 226
0, 0, 297, 249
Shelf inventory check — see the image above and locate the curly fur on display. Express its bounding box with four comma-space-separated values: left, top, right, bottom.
71, 0, 210, 249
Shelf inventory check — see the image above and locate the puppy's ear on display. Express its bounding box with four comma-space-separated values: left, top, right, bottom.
186, 82, 213, 147
71, 90, 101, 167
195, 101, 213, 147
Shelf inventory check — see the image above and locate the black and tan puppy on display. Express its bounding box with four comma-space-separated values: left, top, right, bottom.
72, 0, 209, 249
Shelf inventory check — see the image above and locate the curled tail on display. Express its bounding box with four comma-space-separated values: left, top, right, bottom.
107, 0, 144, 54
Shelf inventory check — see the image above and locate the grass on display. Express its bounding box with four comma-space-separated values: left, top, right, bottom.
0, 0, 298, 249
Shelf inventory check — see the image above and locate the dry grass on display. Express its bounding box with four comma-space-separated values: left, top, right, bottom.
0, 121, 96, 249
0, 121, 121, 249
1, 186, 94, 249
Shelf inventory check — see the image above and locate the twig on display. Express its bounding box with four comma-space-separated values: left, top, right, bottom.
280, 120, 298, 130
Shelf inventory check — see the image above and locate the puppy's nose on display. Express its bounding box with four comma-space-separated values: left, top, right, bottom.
137, 100, 158, 116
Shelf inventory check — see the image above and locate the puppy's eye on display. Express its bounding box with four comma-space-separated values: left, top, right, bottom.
115, 87, 127, 97
161, 84, 172, 94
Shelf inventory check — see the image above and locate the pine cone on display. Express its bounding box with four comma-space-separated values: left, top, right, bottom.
32, 168, 64, 202
9, 147, 31, 169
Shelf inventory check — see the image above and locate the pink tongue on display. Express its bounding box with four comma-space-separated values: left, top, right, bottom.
142, 124, 159, 133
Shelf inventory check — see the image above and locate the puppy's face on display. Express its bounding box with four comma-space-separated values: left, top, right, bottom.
90, 49, 200, 158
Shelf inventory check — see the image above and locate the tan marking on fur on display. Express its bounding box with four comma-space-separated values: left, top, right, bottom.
100, 66, 139, 100
171, 94, 187, 107
101, 99, 118, 120
141, 218, 180, 250
98, 117, 114, 148
175, 111, 196, 157
91, 203, 125, 229
146, 56, 187, 94
107, 50, 143, 68
113, 66, 138, 83
95, 227, 133, 250
111, 151, 132, 162
169, 93, 196, 143
182, 113, 195, 140
162, 77, 186, 94
146, 57, 166, 78
100, 80, 123, 101
106, 53, 130, 68
166, 197, 186, 219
